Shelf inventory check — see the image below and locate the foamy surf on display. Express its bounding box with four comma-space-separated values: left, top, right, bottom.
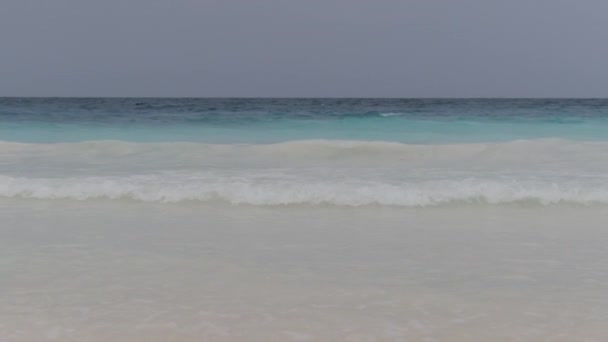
1, 174, 608, 206
1, 139, 608, 206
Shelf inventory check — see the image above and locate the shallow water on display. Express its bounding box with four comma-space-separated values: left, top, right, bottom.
2, 201, 608, 340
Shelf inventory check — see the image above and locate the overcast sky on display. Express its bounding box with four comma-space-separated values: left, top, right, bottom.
1, 0, 607, 97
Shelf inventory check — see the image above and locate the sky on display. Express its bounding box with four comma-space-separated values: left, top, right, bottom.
1, 0, 607, 97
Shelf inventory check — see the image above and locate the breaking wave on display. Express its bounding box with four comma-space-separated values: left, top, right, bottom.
2, 139, 608, 206
1, 175, 608, 206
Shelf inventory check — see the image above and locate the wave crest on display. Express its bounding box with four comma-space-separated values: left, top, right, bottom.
1, 139, 607, 165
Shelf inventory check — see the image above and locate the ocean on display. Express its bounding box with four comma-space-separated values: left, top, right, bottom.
1, 98, 608, 340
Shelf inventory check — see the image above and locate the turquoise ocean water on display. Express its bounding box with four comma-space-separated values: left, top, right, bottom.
2, 98, 608, 143
1, 98, 608, 206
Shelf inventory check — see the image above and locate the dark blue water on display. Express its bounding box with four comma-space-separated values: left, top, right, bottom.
1, 98, 608, 143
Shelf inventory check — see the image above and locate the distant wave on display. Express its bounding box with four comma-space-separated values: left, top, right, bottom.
1, 174, 608, 206
1, 139, 608, 176
1, 138, 606, 162
379, 112, 405, 117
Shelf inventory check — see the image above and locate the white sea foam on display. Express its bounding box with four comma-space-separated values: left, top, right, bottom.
1, 174, 607, 206
2, 139, 608, 206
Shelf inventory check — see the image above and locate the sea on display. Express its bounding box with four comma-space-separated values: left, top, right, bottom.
1, 98, 608, 341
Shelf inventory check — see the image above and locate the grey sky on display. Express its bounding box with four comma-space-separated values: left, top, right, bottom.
1, 0, 607, 97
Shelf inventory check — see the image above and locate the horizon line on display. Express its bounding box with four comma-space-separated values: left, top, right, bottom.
1, 96, 607, 100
